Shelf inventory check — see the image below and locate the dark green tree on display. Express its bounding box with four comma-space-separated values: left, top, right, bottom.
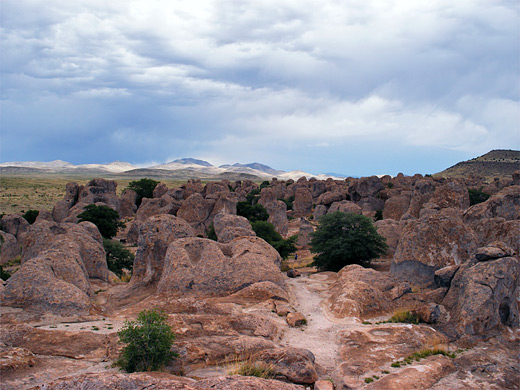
468, 188, 490, 206
127, 178, 160, 207
310, 211, 387, 271
251, 220, 297, 259
77, 204, 124, 239
22, 209, 39, 224
116, 309, 177, 372
237, 202, 269, 223
103, 239, 135, 277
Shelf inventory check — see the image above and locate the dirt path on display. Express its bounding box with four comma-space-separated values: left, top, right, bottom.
280, 273, 359, 376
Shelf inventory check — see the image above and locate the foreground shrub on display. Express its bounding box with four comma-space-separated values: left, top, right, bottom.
116, 309, 176, 372
22, 209, 39, 224
78, 204, 124, 239
103, 239, 134, 277
251, 220, 296, 259
310, 211, 388, 271
127, 178, 159, 207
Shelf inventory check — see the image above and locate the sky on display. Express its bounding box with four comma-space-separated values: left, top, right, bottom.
1, 0, 519, 176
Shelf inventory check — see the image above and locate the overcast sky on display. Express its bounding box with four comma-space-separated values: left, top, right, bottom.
1, 0, 519, 176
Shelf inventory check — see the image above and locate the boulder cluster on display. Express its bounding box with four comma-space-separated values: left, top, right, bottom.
0, 171, 518, 389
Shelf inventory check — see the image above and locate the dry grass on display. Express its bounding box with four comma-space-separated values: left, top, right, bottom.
228, 356, 274, 379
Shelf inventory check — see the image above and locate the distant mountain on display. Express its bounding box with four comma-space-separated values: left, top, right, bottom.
219, 162, 283, 176
436, 149, 520, 180
172, 158, 213, 167
0, 158, 342, 181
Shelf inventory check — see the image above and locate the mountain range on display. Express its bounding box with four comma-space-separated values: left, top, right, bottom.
0, 158, 338, 181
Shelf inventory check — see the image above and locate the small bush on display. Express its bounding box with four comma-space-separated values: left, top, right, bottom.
127, 178, 159, 207
364, 377, 374, 383
387, 309, 419, 324
251, 221, 296, 259
22, 209, 39, 224
391, 362, 401, 368
0, 265, 11, 280
468, 188, 490, 206
237, 202, 269, 222
78, 204, 124, 239
116, 309, 177, 372
103, 239, 135, 277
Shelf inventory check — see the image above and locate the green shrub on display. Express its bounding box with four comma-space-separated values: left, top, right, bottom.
278, 195, 294, 210
391, 361, 401, 368
259, 180, 270, 189
22, 209, 39, 224
364, 377, 374, 383
310, 212, 388, 271
468, 188, 491, 206
78, 204, 124, 239
245, 188, 262, 205
0, 265, 11, 280
127, 178, 159, 207
206, 224, 217, 241
237, 202, 269, 223
116, 309, 177, 372
103, 239, 135, 277
251, 221, 296, 259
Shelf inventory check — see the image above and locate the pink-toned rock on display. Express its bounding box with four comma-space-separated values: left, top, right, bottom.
475, 241, 515, 261
51, 182, 80, 222
153, 182, 169, 198
441, 256, 519, 337
213, 213, 255, 243
349, 176, 384, 201
0, 231, 20, 265
317, 191, 345, 206
177, 193, 214, 235
131, 215, 195, 286
374, 219, 401, 257
513, 170, 520, 186
383, 194, 411, 221
313, 205, 328, 219
406, 179, 436, 218
0, 346, 36, 372
286, 312, 306, 327
259, 188, 289, 235
296, 218, 314, 248
314, 379, 334, 390
252, 347, 318, 384
119, 188, 138, 218
135, 196, 182, 221
464, 185, 520, 224
293, 187, 313, 217
35, 209, 53, 222
76, 178, 120, 213
0, 214, 30, 242
328, 200, 362, 214
158, 236, 284, 296
196, 375, 306, 390
470, 218, 520, 254
430, 180, 470, 210
392, 213, 477, 287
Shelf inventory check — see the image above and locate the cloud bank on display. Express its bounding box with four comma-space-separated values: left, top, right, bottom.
1, 0, 518, 175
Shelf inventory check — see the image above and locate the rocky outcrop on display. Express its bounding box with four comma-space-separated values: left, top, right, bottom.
392, 213, 477, 287
441, 253, 519, 337
293, 187, 313, 217
428, 180, 470, 210
297, 218, 314, 248
77, 178, 120, 212
131, 215, 196, 286
382, 194, 410, 221
0, 214, 30, 243
374, 219, 402, 257
176, 193, 214, 235
317, 191, 345, 206
406, 179, 435, 218
349, 176, 384, 201
251, 347, 318, 384
259, 188, 288, 235
22, 221, 107, 281
0, 231, 20, 265
51, 182, 80, 222
119, 189, 138, 218
328, 200, 362, 214
212, 213, 255, 243
157, 236, 284, 296
463, 185, 520, 225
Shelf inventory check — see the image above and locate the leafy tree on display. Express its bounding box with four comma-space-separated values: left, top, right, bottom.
77, 204, 124, 239
237, 202, 269, 223
103, 239, 134, 277
468, 188, 490, 206
259, 180, 270, 189
22, 209, 39, 224
251, 220, 297, 259
245, 188, 261, 205
310, 211, 387, 271
127, 178, 160, 207
116, 309, 177, 372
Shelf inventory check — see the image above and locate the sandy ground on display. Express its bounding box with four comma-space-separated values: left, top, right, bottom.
280, 273, 359, 377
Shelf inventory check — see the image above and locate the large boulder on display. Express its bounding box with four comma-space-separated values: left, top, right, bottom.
0, 231, 20, 265
135, 196, 182, 221
22, 220, 108, 281
429, 180, 470, 210
317, 191, 345, 206
406, 179, 436, 218
463, 185, 520, 225
470, 218, 520, 254
441, 255, 519, 337
293, 187, 313, 217
177, 193, 214, 235
392, 213, 477, 287
383, 194, 411, 221
0, 214, 30, 243
374, 219, 402, 258
131, 215, 196, 286
213, 213, 255, 243
1, 246, 92, 316
297, 218, 314, 248
119, 189, 138, 218
157, 236, 285, 296
77, 178, 120, 213
348, 176, 384, 201
328, 200, 362, 215
51, 182, 80, 222
259, 188, 289, 236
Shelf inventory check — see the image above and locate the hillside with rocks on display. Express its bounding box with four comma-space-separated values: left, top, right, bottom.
0, 169, 519, 389
436, 149, 520, 180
